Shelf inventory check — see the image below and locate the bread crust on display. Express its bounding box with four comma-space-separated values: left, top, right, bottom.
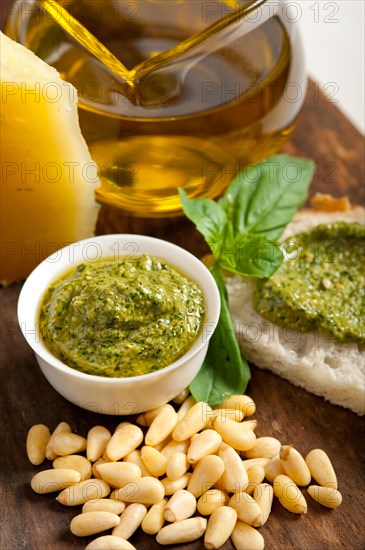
226, 195, 365, 415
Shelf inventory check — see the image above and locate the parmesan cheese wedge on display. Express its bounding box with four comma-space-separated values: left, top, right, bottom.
0, 32, 100, 284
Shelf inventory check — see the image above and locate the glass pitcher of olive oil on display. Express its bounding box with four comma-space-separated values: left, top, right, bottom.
6, 0, 306, 217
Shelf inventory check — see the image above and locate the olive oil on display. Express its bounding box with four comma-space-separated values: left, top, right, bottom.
9, 0, 306, 216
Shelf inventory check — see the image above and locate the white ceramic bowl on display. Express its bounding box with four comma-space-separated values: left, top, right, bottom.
17, 234, 220, 415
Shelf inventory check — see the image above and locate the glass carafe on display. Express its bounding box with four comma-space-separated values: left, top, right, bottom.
6, 0, 306, 217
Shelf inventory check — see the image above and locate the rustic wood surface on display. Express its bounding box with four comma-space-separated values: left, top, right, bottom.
1, 6, 364, 545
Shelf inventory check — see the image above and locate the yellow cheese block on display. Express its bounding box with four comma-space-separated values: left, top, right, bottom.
0, 32, 100, 284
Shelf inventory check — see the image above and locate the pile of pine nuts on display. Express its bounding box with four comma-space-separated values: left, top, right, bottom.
26, 391, 342, 550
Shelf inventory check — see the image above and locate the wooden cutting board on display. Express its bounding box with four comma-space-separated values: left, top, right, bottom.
1, 26, 364, 547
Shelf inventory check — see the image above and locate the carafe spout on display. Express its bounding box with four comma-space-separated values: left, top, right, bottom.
36, 0, 138, 103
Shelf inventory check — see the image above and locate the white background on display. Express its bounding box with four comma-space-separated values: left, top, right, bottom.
298, 0, 364, 133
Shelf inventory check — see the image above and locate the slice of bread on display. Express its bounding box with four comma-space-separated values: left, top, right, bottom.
225, 194, 365, 415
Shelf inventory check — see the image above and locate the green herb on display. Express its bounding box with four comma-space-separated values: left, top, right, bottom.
180, 154, 315, 405
218, 155, 314, 240
189, 264, 251, 405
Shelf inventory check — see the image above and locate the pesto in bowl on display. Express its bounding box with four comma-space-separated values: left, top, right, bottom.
39, 254, 205, 377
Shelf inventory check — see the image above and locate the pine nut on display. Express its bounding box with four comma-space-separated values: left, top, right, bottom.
93, 457, 110, 479
141, 446, 168, 477
45, 422, 71, 460
187, 455, 225, 498
87, 426, 111, 462
187, 429, 222, 464
166, 452, 189, 480
145, 407, 179, 447
156, 517, 207, 545
95, 462, 141, 488
105, 423, 143, 461
160, 440, 190, 461
50, 432, 87, 456
26, 424, 50, 465
280, 445, 311, 486
137, 404, 175, 427
305, 449, 338, 489
112, 503, 147, 539
172, 388, 190, 405
31, 468, 81, 494
213, 417, 256, 452
115, 422, 130, 431
211, 408, 244, 422
231, 521, 265, 550
242, 419, 258, 431
57, 478, 110, 506
82, 499, 125, 515
307, 485, 342, 508
242, 458, 270, 470
173, 402, 212, 442
273, 474, 307, 514
113, 476, 165, 504
164, 489, 196, 522
222, 395, 256, 417
141, 498, 168, 534
161, 473, 191, 495
228, 492, 264, 526
218, 442, 249, 493
123, 450, 151, 477
70, 511, 120, 536
253, 483, 273, 525
204, 506, 237, 550
213, 476, 226, 492
176, 395, 196, 422
85, 536, 136, 550
53, 455, 92, 481
245, 437, 281, 459
109, 488, 120, 501
197, 489, 228, 516
245, 465, 266, 495
264, 455, 285, 483
152, 435, 172, 452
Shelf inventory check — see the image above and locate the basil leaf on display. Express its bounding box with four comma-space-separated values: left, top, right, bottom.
179, 188, 231, 255
181, 155, 315, 406
219, 155, 315, 240
189, 264, 250, 406
220, 234, 283, 278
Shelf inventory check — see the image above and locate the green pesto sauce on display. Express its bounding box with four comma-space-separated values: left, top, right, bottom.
254, 222, 365, 343
39, 254, 205, 377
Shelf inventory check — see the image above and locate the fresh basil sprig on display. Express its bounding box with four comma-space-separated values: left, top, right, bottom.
180, 155, 315, 406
